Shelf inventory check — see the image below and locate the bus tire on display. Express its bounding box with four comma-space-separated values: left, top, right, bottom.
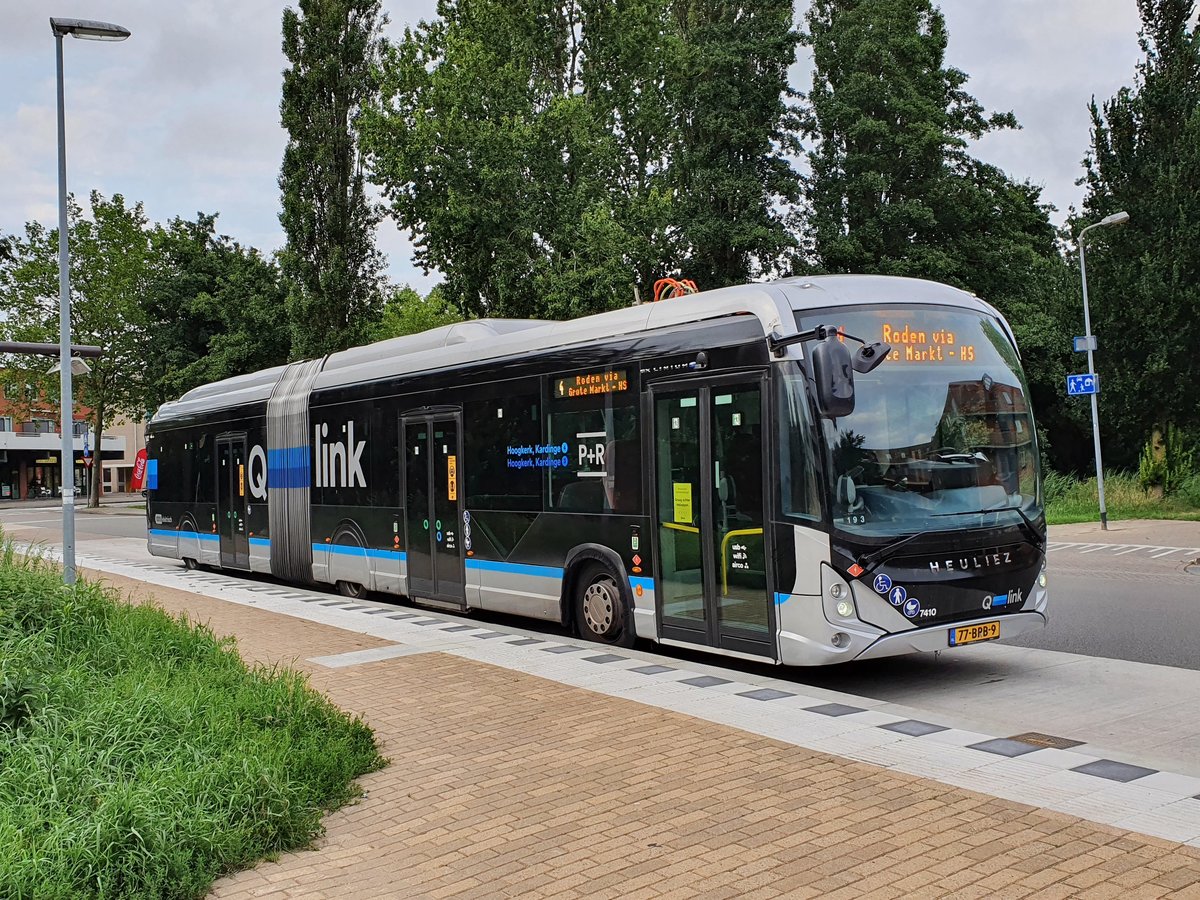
337, 580, 369, 600
573, 563, 635, 648
183, 557, 199, 571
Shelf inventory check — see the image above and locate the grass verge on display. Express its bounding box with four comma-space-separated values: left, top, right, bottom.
0, 539, 384, 899
1044, 470, 1200, 525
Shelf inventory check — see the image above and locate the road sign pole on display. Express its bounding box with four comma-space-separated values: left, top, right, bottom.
1078, 237, 1108, 530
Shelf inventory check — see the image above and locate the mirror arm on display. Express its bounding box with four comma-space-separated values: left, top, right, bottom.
769, 325, 870, 357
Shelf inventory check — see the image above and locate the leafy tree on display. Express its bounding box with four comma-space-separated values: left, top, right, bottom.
1076, 0, 1200, 467
362, 0, 802, 319
667, 0, 801, 285
372, 284, 462, 339
279, 0, 386, 358
0, 192, 154, 507
141, 214, 292, 411
801, 0, 1082, 470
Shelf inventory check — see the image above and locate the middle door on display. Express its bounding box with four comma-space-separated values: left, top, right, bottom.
402, 414, 465, 606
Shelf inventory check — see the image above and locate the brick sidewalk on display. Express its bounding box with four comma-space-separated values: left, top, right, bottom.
96, 570, 1200, 899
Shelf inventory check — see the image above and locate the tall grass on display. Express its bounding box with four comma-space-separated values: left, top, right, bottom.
1044, 470, 1200, 525
0, 534, 384, 899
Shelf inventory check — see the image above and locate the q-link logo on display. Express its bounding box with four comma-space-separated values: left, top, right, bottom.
247, 446, 268, 500
315, 420, 367, 489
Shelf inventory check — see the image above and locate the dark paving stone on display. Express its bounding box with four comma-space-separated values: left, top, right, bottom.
737, 688, 795, 701
508, 638, 545, 646
679, 675, 732, 688
413, 619, 446, 626
583, 654, 626, 664
881, 719, 950, 737
386, 612, 419, 620
805, 702, 865, 717
541, 645, 585, 654
471, 631, 508, 639
968, 738, 1041, 758
336, 604, 365, 611
441, 625, 477, 632
630, 664, 675, 675
1071, 759, 1157, 783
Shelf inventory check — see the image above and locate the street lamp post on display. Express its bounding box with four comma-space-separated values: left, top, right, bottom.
50, 17, 130, 585
1077, 210, 1130, 532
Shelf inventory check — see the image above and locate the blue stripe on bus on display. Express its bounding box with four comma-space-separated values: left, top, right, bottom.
774, 592, 792, 606
150, 528, 219, 543
312, 543, 406, 561
249, 537, 271, 547
630, 576, 655, 593
146, 459, 158, 490
465, 558, 563, 580
268, 447, 310, 489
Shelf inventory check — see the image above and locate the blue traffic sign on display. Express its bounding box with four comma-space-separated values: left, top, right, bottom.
1066, 373, 1099, 396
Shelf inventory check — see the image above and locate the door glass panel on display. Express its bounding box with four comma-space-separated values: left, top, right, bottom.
655, 392, 705, 628
710, 387, 769, 635
432, 420, 463, 598
404, 425, 433, 590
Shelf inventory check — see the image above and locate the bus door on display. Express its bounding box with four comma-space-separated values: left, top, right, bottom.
651, 376, 774, 659
401, 413, 465, 607
216, 434, 250, 569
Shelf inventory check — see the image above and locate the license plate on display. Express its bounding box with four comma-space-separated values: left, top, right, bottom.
949, 621, 1000, 647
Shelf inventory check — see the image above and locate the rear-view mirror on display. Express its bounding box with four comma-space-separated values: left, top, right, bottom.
811, 335, 855, 418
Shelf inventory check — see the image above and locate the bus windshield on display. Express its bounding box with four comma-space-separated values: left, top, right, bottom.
795, 305, 1042, 538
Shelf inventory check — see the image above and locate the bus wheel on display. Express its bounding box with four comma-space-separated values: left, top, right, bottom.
183, 557, 199, 571
337, 580, 368, 600
574, 564, 634, 648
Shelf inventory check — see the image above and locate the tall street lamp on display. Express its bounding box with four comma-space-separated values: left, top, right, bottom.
50, 17, 130, 585
1077, 210, 1130, 532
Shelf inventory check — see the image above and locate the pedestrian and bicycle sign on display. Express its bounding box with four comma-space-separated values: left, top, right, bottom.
1066, 373, 1099, 396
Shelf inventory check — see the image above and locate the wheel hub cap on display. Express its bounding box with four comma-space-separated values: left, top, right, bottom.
583, 580, 616, 634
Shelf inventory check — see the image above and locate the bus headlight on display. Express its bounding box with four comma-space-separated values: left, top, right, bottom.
1039, 570, 1047, 588
835, 599, 854, 618
829, 583, 845, 600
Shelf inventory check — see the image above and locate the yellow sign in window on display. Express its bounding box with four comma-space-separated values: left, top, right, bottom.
672, 482, 693, 524
238, 463, 245, 497
447, 455, 457, 500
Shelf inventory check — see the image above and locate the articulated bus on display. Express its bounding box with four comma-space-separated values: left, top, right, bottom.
145, 275, 1048, 666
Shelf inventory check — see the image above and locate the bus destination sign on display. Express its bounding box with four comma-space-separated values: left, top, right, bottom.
879, 323, 977, 364
554, 369, 629, 399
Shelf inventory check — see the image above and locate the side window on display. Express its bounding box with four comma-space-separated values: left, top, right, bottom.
464, 393, 541, 511
545, 373, 641, 514
194, 433, 214, 503
778, 375, 821, 520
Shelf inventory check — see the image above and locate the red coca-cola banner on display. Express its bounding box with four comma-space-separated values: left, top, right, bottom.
129, 448, 149, 491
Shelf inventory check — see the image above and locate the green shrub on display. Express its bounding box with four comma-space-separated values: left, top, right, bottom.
1137, 425, 1194, 494
0, 534, 384, 899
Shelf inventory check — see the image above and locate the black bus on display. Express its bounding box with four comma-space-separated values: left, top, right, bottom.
145, 275, 1047, 665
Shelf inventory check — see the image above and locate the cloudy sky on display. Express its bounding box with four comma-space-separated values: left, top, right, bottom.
1, 1, 1151, 293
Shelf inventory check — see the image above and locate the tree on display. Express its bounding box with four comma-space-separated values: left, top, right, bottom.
279, 0, 386, 359
141, 214, 292, 411
372, 284, 463, 340
667, 0, 801, 286
0, 192, 154, 507
362, 0, 803, 319
801, 0, 1082, 470
1076, 0, 1200, 466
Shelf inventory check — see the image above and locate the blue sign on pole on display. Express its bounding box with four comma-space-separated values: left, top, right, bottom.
1066, 373, 1099, 396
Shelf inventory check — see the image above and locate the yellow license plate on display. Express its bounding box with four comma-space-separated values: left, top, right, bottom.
949, 621, 1000, 647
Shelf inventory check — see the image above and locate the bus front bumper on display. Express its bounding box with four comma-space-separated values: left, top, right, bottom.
851, 610, 1049, 662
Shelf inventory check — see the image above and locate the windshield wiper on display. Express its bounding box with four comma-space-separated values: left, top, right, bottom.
930, 506, 1043, 547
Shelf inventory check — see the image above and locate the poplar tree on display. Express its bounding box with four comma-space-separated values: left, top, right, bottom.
1077, 0, 1200, 464
279, 0, 385, 359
